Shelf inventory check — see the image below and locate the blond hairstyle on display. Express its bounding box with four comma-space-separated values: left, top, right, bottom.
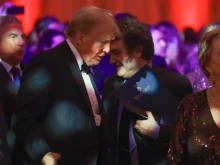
198, 27, 220, 77
64, 6, 114, 37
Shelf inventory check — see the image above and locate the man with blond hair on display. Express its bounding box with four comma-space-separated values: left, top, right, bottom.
12, 6, 120, 165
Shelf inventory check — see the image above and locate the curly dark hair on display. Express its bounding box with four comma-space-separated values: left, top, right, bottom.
114, 15, 154, 60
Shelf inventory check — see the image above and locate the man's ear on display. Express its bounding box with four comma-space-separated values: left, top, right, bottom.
134, 45, 143, 58
75, 32, 84, 45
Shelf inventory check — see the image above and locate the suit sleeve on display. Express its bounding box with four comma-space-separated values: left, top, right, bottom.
0, 91, 12, 165
156, 74, 193, 144
166, 95, 192, 165
12, 63, 52, 165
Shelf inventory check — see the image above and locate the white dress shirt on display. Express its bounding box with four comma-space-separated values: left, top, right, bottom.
0, 58, 22, 81
66, 39, 101, 126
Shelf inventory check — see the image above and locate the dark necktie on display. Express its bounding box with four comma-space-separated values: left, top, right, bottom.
81, 62, 91, 74
10, 67, 21, 87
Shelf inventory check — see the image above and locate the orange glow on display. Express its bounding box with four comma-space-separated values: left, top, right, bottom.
3, 0, 212, 34
169, 0, 209, 31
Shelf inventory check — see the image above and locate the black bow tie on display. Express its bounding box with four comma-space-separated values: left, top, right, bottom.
81, 62, 91, 74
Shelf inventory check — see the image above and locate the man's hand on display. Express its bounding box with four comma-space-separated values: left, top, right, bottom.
42, 152, 61, 165
134, 111, 160, 139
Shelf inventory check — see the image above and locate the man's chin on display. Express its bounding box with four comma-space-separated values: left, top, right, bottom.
90, 60, 101, 66
14, 54, 24, 60
117, 72, 126, 78
118, 71, 133, 79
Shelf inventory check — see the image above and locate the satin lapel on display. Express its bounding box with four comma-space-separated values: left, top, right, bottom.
0, 63, 12, 82
113, 78, 124, 130
111, 78, 124, 160
68, 58, 94, 117
59, 41, 94, 116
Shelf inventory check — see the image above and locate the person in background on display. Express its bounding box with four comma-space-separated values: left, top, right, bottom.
151, 25, 168, 69
37, 29, 65, 53
0, 90, 12, 165
167, 27, 220, 165
156, 21, 188, 74
0, 15, 27, 165
0, 2, 14, 16
23, 16, 64, 64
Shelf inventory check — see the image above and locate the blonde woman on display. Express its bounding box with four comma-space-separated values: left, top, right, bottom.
167, 28, 220, 164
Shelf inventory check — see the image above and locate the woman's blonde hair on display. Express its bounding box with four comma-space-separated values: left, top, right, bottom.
198, 27, 220, 77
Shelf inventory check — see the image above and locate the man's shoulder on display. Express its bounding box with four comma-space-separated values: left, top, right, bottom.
153, 65, 190, 84
102, 74, 123, 100
0, 63, 6, 73
152, 65, 193, 100
24, 41, 70, 72
104, 74, 122, 84
0, 63, 10, 80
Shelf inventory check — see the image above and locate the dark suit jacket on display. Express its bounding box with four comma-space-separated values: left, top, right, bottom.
102, 64, 193, 165
0, 90, 12, 165
12, 41, 109, 165
0, 62, 24, 165
0, 63, 18, 127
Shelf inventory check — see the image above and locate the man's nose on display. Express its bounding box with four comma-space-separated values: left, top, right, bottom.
18, 36, 25, 47
103, 43, 110, 53
109, 54, 116, 64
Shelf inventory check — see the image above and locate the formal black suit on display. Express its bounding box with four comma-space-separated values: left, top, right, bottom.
0, 63, 19, 127
12, 40, 109, 165
0, 89, 12, 165
102, 64, 193, 165
0, 62, 24, 165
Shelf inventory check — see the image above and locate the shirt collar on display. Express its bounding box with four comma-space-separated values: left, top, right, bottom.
66, 38, 83, 70
0, 58, 22, 73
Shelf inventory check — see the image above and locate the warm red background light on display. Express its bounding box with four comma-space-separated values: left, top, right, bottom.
8, 0, 41, 34
169, 0, 209, 31
2, 0, 218, 34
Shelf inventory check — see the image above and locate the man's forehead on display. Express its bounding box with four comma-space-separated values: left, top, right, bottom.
2, 22, 22, 28
4, 27, 24, 34
1, 23, 23, 30
110, 38, 124, 49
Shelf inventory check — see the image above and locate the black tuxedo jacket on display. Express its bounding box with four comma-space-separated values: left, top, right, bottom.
0, 62, 24, 165
0, 90, 12, 165
0, 63, 19, 127
102, 64, 193, 165
12, 41, 109, 165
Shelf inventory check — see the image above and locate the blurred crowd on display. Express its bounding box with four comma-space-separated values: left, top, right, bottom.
0, 2, 220, 165
1, 2, 218, 93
